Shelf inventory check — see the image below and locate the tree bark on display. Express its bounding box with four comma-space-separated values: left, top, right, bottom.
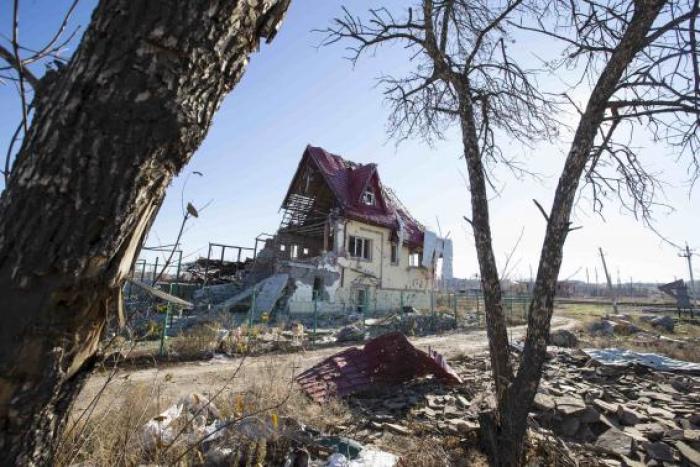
0, 1, 290, 464
456, 80, 523, 463
480, 1, 666, 465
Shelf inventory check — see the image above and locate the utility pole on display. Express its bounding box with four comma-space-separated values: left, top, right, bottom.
599, 247, 618, 314
680, 243, 696, 308
586, 268, 590, 297
595, 267, 599, 297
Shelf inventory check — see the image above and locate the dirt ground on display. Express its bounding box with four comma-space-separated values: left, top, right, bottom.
75, 317, 577, 419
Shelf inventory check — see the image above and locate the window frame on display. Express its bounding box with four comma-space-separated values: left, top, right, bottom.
390, 243, 399, 265
348, 235, 372, 261
361, 188, 375, 206
408, 250, 422, 267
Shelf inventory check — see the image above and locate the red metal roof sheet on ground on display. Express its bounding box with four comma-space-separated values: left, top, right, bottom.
296, 332, 462, 403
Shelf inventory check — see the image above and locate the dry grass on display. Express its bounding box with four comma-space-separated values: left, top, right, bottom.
556, 303, 700, 362
59, 358, 349, 466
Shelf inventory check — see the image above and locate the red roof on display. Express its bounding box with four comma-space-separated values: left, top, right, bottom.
287, 146, 424, 248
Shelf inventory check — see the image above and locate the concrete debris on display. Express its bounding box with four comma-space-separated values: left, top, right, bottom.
324, 345, 699, 466
584, 348, 700, 373
296, 332, 462, 402
650, 315, 675, 332
550, 329, 579, 348
218, 273, 289, 316
335, 324, 365, 342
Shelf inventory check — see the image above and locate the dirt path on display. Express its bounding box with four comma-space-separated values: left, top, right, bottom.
75, 317, 577, 416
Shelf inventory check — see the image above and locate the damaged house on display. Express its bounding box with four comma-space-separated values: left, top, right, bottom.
258, 145, 453, 315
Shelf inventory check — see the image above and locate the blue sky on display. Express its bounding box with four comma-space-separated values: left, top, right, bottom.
1, 0, 697, 283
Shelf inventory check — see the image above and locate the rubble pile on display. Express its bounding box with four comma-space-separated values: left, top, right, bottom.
324, 348, 699, 466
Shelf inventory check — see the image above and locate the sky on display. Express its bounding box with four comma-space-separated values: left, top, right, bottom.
0, 0, 697, 284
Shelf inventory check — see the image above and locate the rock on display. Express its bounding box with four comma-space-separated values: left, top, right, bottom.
594, 399, 619, 414
671, 376, 694, 393
664, 429, 700, 442
550, 329, 579, 348
455, 395, 470, 409
448, 419, 479, 434
644, 441, 674, 462
675, 441, 700, 465
617, 405, 644, 426
610, 314, 631, 321
554, 396, 587, 416
589, 320, 616, 336
383, 423, 411, 436
650, 315, 674, 332
534, 393, 556, 412
335, 324, 365, 342
646, 406, 675, 419
597, 428, 634, 456
611, 319, 641, 335
556, 416, 581, 437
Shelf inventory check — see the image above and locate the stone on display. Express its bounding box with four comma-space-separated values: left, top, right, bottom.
646, 406, 675, 419
555, 396, 587, 416
556, 416, 581, 437
644, 441, 674, 462
383, 423, 411, 436
455, 395, 470, 409
448, 419, 479, 434
589, 320, 616, 336
617, 405, 644, 426
550, 329, 579, 348
335, 324, 365, 342
675, 441, 700, 465
594, 399, 619, 414
534, 393, 556, 412
611, 319, 641, 335
650, 315, 674, 332
596, 428, 634, 456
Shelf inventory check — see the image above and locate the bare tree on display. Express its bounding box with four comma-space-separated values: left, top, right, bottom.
0, 0, 291, 464
323, 0, 698, 464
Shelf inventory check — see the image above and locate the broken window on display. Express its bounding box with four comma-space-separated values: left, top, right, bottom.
279, 244, 286, 252
361, 188, 375, 206
409, 251, 422, 267
348, 235, 371, 260
290, 244, 299, 259
390, 243, 399, 265
303, 247, 309, 256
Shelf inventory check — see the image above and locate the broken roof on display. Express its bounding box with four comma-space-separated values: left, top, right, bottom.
283, 145, 425, 248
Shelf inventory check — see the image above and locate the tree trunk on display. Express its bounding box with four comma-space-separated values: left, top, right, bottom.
479, 1, 666, 465
0, 1, 290, 464
456, 80, 521, 463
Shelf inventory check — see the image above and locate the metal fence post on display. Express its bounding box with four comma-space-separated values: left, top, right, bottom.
312, 297, 318, 347
453, 293, 458, 324
159, 283, 173, 357
400, 290, 404, 312
248, 288, 256, 337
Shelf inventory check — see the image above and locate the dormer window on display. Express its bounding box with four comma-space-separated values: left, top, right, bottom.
361, 188, 375, 206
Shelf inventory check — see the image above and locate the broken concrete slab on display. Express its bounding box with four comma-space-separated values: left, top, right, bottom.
596, 428, 634, 457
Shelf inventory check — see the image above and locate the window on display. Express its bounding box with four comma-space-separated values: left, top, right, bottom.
409, 251, 422, 267
290, 244, 299, 259
390, 243, 399, 265
361, 188, 375, 206
303, 247, 309, 256
348, 235, 371, 260
279, 244, 286, 252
